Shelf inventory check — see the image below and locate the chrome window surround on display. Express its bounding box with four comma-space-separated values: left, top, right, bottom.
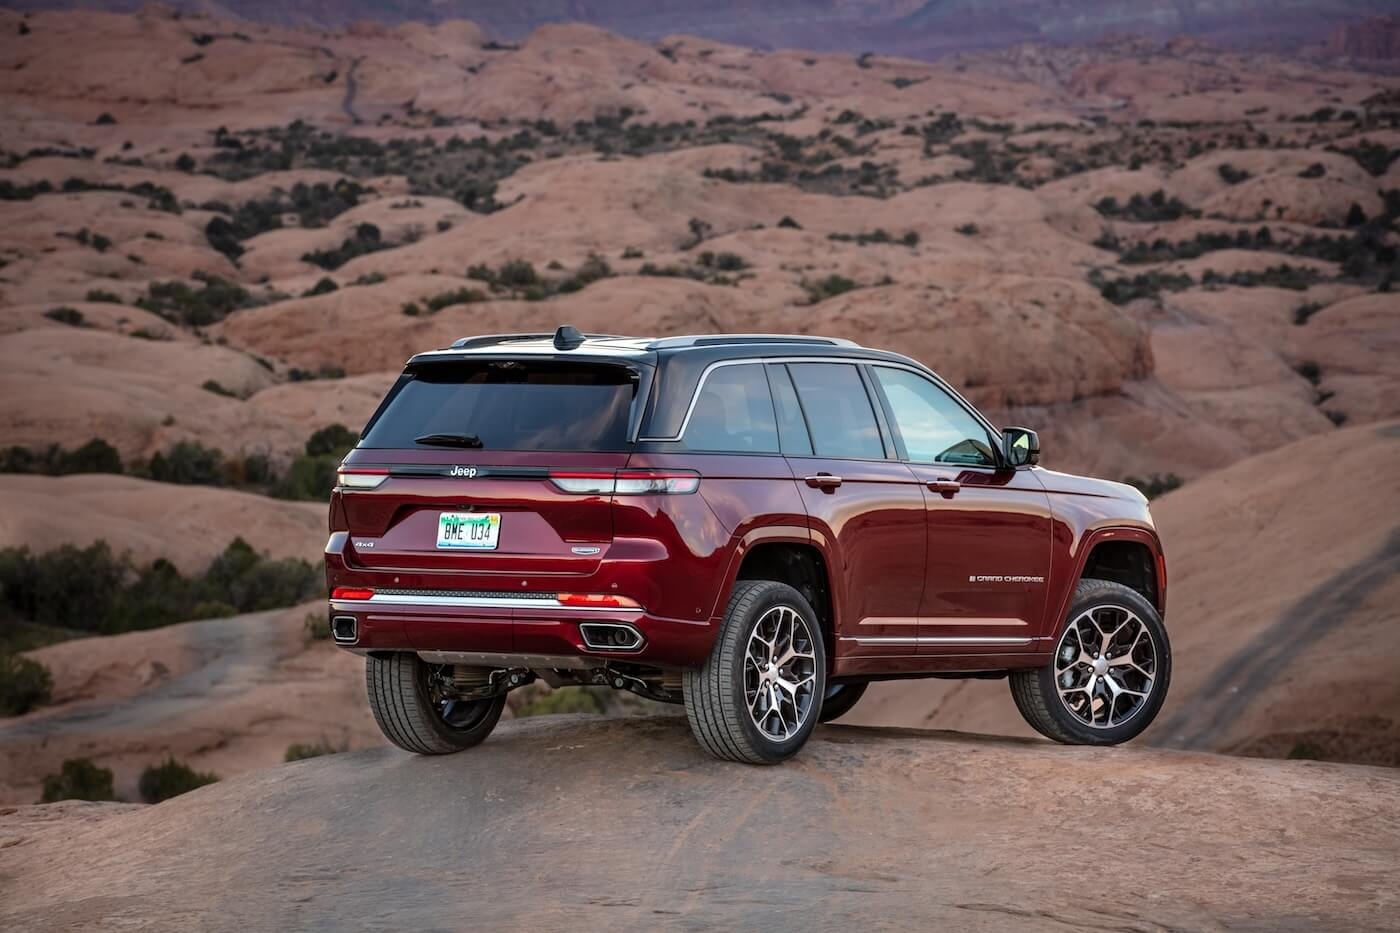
640, 356, 1002, 454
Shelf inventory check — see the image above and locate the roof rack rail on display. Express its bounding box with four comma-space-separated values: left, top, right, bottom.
448, 332, 626, 350
645, 334, 861, 350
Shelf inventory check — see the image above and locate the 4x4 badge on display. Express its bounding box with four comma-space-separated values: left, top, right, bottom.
449, 465, 479, 478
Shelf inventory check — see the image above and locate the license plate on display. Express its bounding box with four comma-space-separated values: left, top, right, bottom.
436, 512, 500, 550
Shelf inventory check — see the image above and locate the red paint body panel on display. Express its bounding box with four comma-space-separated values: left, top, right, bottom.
327, 346, 1165, 684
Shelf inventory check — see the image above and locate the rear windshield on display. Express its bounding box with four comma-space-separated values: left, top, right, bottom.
360, 360, 638, 451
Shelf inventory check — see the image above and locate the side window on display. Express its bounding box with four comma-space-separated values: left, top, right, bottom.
872, 366, 998, 466
681, 363, 779, 453
786, 363, 886, 460
766, 364, 812, 456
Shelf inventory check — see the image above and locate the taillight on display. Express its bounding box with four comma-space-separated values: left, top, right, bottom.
331, 586, 375, 600
337, 467, 388, 489
558, 593, 642, 609
549, 469, 700, 495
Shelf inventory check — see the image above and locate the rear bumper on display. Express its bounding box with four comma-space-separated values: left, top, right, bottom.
327, 595, 715, 668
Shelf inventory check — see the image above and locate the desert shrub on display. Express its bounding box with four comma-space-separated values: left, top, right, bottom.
146, 440, 225, 485
303, 277, 338, 297
802, 274, 859, 304
1293, 302, 1324, 325
1216, 163, 1250, 185
777, 215, 802, 229
285, 738, 345, 761
302, 223, 386, 270
1123, 473, 1183, 499
1325, 410, 1348, 426
1298, 163, 1326, 179
515, 685, 607, 717
272, 424, 357, 501
697, 250, 747, 271
421, 287, 487, 313
44, 306, 87, 327
0, 439, 123, 476
0, 538, 319, 633
201, 379, 238, 398
303, 611, 331, 641
496, 259, 539, 288
1332, 140, 1400, 177
1090, 270, 1193, 304
956, 223, 979, 236
1294, 360, 1321, 385
85, 289, 123, 303
305, 424, 357, 456
0, 653, 53, 715
1345, 203, 1368, 227
139, 757, 218, 802
1094, 190, 1193, 222
1201, 265, 1323, 291
137, 276, 254, 327
40, 758, 115, 802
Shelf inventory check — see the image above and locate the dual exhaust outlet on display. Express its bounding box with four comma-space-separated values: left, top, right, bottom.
578, 622, 644, 652
328, 617, 643, 652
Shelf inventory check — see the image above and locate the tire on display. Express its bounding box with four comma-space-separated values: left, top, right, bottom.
683, 580, 827, 764
366, 653, 506, 754
1010, 578, 1171, 745
818, 682, 868, 723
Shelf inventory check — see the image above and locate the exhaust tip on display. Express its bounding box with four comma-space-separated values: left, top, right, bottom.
331, 615, 359, 644
579, 622, 643, 652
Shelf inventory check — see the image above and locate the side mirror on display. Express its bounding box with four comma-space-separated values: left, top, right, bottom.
1003, 427, 1040, 467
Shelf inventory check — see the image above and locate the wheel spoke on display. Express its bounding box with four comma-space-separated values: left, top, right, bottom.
745, 604, 819, 741
1052, 605, 1156, 730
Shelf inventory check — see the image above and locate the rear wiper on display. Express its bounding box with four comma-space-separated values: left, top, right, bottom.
414, 433, 484, 448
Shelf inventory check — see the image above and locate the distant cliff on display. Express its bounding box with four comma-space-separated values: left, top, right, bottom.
3, 0, 1398, 58
1325, 15, 1400, 61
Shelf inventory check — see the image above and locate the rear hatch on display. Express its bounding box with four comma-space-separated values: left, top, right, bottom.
337, 357, 642, 576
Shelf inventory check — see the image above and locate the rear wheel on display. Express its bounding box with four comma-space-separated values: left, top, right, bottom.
366, 653, 506, 754
683, 580, 826, 764
1010, 578, 1171, 745
818, 682, 868, 723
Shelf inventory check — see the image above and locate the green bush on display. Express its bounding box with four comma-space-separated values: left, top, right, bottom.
301, 223, 386, 270
138, 757, 218, 802
44, 306, 87, 327
285, 738, 344, 761
0, 439, 123, 475
304, 611, 331, 641
1124, 473, 1183, 499
0, 653, 53, 715
303, 277, 339, 297
305, 424, 357, 456
0, 538, 319, 634
802, 274, 859, 304
515, 686, 607, 717
40, 758, 115, 802
146, 440, 225, 486
137, 276, 254, 327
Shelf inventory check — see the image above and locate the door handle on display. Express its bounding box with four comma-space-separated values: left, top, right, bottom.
805, 473, 843, 491
928, 478, 961, 496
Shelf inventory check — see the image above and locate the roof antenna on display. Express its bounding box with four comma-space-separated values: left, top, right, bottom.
553, 325, 586, 350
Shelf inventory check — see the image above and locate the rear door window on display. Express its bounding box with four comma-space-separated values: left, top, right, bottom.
681, 363, 779, 453
360, 360, 637, 451
786, 362, 886, 460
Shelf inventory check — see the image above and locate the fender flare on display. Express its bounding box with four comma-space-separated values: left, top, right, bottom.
710, 525, 840, 631
1050, 525, 1165, 637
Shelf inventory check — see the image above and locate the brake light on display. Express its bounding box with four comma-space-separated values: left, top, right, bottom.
549, 469, 700, 495
558, 593, 642, 609
337, 467, 388, 489
331, 587, 375, 600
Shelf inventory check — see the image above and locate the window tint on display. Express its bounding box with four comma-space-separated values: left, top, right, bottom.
872, 366, 997, 466
360, 360, 635, 451
682, 364, 779, 453
787, 363, 885, 460
767, 364, 812, 456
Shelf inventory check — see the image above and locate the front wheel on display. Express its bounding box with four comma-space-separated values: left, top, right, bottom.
366, 653, 506, 754
1010, 578, 1171, 745
683, 580, 827, 764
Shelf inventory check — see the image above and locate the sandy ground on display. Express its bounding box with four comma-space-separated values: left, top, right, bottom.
1, 715, 1398, 931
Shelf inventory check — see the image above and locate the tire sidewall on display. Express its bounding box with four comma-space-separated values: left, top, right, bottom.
1037, 583, 1172, 744
725, 583, 827, 762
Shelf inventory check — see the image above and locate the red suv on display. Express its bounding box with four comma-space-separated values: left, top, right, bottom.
327, 327, 1171, 763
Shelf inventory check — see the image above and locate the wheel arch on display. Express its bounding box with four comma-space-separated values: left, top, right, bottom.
1052, 527, 1165, 638
717, 529, 836, 667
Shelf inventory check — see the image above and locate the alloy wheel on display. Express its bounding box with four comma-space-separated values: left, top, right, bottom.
1054, 604, 1158, 729
744, 605, 818, 741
